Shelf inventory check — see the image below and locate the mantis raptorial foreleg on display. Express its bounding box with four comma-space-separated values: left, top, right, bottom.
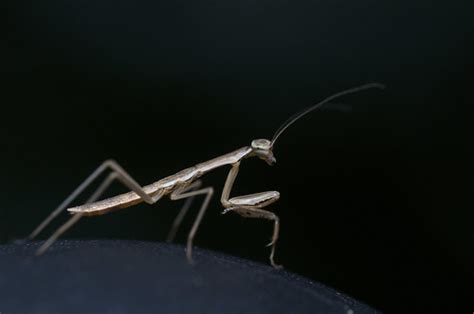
170, 184, 214, 263
222, 206, 281, 268
220, 162, 241, 208
220, 162, 282, 268
30, 160, 164, 255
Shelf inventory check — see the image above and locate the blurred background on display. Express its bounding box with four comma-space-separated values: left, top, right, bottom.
2, 1, 473, 312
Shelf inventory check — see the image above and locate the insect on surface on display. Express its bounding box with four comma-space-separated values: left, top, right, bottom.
28, 83, 384, 268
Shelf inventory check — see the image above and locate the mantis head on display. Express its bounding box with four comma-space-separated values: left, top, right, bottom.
251, 139, 276, 165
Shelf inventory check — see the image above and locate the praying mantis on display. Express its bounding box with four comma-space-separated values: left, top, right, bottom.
28, 83, 384, 268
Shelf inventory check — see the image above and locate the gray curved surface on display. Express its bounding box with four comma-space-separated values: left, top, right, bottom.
0, 240, 379, 314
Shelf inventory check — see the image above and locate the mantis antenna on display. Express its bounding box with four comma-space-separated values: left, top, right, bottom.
270, 83, 385, 147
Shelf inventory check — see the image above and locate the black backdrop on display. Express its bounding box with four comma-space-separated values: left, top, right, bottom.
2, 1, 473, 312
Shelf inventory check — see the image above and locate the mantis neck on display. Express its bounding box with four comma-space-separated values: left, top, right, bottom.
195, 146, 252, 174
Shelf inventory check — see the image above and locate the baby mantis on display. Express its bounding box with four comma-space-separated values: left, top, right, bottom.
28, 83, 384, 268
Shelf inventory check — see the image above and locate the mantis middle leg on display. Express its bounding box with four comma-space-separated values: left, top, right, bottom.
169, 183, 214, 263
166, 180, 203, 243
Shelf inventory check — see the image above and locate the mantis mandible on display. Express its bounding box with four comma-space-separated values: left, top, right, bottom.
28, 83, 384, 268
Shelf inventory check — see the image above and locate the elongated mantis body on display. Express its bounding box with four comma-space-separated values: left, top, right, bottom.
29, 83, 384, 268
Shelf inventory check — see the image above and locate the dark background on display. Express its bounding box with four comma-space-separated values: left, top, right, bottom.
2, 1, 473, 313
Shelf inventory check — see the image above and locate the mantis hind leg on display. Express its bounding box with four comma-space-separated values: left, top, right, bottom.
31, 160, 162, 255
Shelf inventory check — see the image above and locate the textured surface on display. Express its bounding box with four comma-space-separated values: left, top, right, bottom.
0, 240, 379, 314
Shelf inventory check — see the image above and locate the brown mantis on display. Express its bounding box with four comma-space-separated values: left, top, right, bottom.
28, 83, 384, 268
